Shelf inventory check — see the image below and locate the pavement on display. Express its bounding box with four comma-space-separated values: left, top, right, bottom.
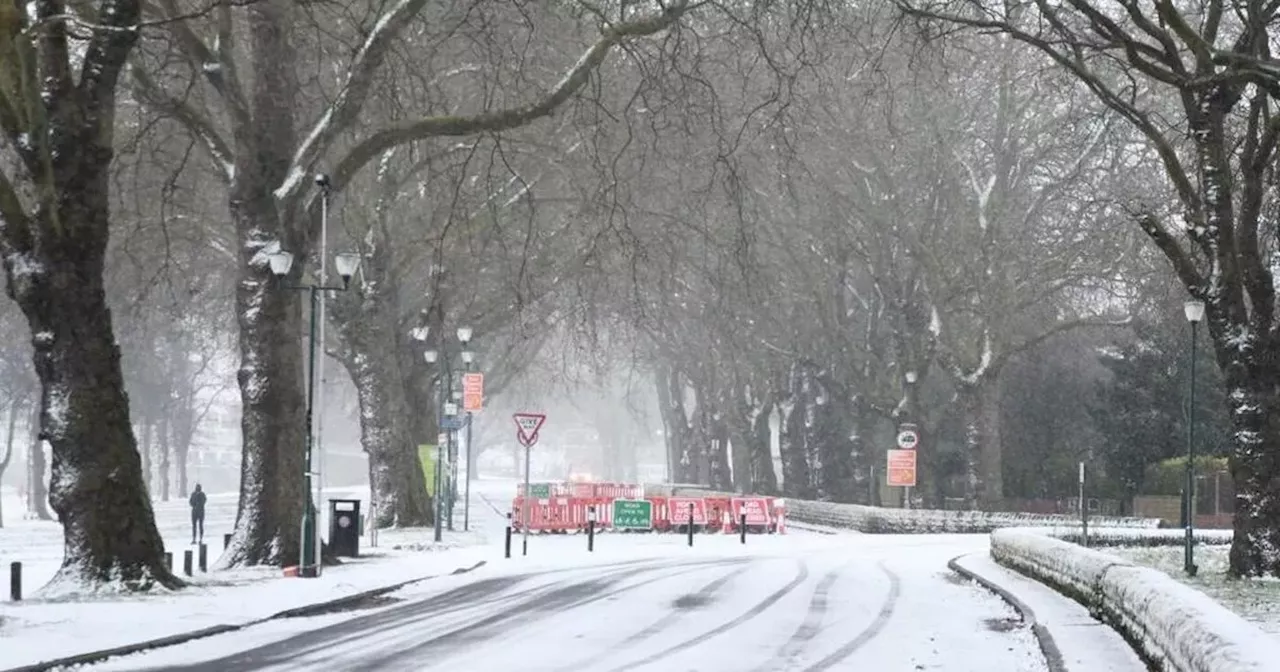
950, 552, 1147, 672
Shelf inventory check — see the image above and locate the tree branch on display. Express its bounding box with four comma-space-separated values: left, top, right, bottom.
278, 0, 430, 208
77, 0, 141, 116
152, 0, 251, 131
319, 0, 691, 229
128, 63, 234, 181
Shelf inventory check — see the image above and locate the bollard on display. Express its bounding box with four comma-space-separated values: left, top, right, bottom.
505, 525, 513, 559
183, 550, 193, 577
587, 506, 596, 553
687, 502, 695, 547
164, 552, 173, 572
223, 533, 232, 550
740, 513, 748, 544
198, 544, 208, 573
9, 561, 21, 601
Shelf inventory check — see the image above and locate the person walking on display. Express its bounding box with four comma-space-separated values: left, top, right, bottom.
189, 484, 207, 544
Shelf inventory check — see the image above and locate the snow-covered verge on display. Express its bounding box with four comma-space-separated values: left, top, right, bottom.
991, 528, 1280, 672
1107, 545, 1280, 638
0, 480, 510, 671
666, 487, 1159, 533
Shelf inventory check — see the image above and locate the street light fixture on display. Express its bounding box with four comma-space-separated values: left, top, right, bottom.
456, 326, 473, 344
269, 247, 362, 578
423, 350, 438, 364
1184, 298, 1204, 577
461, 351, 474, 364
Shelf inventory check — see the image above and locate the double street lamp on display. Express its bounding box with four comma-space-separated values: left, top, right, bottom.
424, 326, 473, 542
269, 248, 361, 578
1183, 298, 1205, 577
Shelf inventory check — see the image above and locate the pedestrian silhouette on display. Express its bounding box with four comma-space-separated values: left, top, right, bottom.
189, 484, 207, 544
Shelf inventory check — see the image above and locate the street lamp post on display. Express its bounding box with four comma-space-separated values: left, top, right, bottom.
268, 248, 362, 578
424, 349, 444, 543
424, 325, 474, 535
1184, 298, 1205, 577
460, 340, 475, 532
448, 388, 462, 529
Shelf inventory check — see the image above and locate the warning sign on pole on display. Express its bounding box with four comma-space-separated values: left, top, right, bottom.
513, 413, 546, 448
887, 449, 917, 487
463, 373, 484, 412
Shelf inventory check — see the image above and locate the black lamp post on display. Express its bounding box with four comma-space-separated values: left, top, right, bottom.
1183, 298, 1205, 577
268, 248, 361, 578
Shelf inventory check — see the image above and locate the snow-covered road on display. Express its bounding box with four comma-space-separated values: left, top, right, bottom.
98, 534, 1047, 672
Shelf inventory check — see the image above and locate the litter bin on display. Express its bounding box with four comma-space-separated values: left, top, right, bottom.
329, 499, 361, 558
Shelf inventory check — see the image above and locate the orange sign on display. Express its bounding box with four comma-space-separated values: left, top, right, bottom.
463, 373, 484, 412
887, 449, 917, 487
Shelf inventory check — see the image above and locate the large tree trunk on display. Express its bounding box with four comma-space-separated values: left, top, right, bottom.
655, 363, 694, 482
220, 0, 313, 568
341, 328, 431, 528
158, 414, 172, 502
0, 400, 20, 527
779, 364, 814, 499
221, 195, 308, 568
848, 394, 874, 505
1223, 359, 1280, 577
26, 403, 51, 520
139, 420, 152, 494
960, 374, 1004, 509
8, 211, 177, 590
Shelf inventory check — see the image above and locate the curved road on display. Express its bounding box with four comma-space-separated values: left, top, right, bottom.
100, 535, 1047, 672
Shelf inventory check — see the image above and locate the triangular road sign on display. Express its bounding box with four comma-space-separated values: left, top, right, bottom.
513, 412, 546, 443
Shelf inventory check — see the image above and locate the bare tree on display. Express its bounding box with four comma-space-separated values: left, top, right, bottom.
0, 0, 178, 590
900, 0, 1280, 578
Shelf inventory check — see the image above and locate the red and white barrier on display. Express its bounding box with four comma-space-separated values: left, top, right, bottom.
509, 482, 786, 535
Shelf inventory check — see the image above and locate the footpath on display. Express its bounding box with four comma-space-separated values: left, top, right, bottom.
0, 486, 509, 672
950, 551, 1147, 672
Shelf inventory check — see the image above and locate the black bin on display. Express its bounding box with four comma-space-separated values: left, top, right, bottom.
329, 499, 361, 558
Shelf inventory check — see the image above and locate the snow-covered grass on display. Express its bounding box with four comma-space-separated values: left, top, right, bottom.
668, 487, 1160, 533
992, 528, 1280, 672
0, 479, 510, 671
1107, 545, 1280, 639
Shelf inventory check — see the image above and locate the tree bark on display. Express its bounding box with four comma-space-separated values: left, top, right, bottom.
338, 317, 431, 528
26, 403, 51, 520
221, 195, 308, 567
960, 374, 1004, 509
9, 223, 178, 590
158, 414, 171, 502
0, 399, 19, 527
139, 419, 152, 494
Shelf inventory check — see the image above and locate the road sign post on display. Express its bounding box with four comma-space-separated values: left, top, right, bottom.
513, 412, 546, 556
894, 423, 919, 509
611, 499, 653, 531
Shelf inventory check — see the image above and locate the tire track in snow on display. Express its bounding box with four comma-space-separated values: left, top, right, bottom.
349, 557, 754, 671
604, 559, 812, 672
799, 561, 901, 672
749, 565, 844, 672
549, 564, 745, 672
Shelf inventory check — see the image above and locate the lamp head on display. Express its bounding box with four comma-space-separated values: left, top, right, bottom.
423, 350, 438, 364
334, 252, 361, 289
267, 250, 294, 278
456, 326, 473, 343
1184, 299, 1206, 324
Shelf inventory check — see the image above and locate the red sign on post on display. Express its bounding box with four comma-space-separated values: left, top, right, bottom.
463, 373, 484, 412
731, 497, 771, 526
668, 497, 708, 525
887, 449, 917, 487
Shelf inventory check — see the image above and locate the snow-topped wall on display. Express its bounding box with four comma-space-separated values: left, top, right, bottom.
992, 528, 1280, 672
665, 486, 1160, 533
